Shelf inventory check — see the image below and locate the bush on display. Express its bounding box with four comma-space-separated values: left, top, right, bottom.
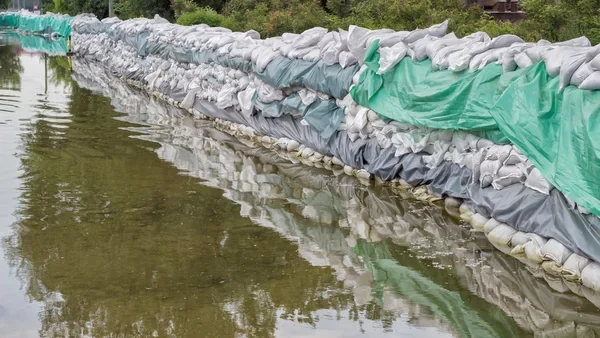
172, 0, 200, 19
176, 7, 224, 26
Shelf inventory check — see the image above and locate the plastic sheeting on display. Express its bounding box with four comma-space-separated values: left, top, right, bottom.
0, 12, 72, 37
352, 40, 600, 217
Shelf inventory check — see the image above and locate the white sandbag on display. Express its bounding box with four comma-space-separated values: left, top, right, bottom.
257, 83, 284, 103
492, 165, 524, 190
480, 160, 501, 188
426, 35, 461, 61
485, 144, 512, 163
559, 49, 588, 90
469, 49, 495, 72
586, 44, 600, 62
238, 86, 256, 116
570, 62, 594, 87
468, 34, 524, 56
501, 43, 534, 72
579, 70, 600, 90
317, 31, 335, 50
524, 234, 548, 263
510, 231, 529, 247
331, 157, 344, 166
470, 213, 489, 231
355, 169, 371, 180
543, 47, 588, 77
487, 223, 518, 248
581, 263, 600, 292
301, 147, 315, 158
288, 46, 317, 59
403, 20, 448, 44
180, 87, 201, 109
254, 48, 280, 72
555, 36, 591, 47
339, 51, 358, 68
447, 49, 473, 72
347, 26, 394, 65
514, 52, 533, 69
303, 48, 321, 62
541, 239, 573, 265
503, 147, 527, 165
286, 140, 300, 152
483, 218, 501, 234
377, 42, 408, 74
562, 253, 590, 281
292, 27, 328, 49
524, 167, 554, 195
478, 47, 508, 70
409, 34, 437, 61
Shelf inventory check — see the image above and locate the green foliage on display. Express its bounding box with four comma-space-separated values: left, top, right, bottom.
172, 0, 199, 18
34, 0, 600, 45
176, 7, 223, 26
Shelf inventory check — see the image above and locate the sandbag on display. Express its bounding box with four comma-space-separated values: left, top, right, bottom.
541, 238, 573, 265
582, 263, 600, 292
487, 223, 518, 248
524, 234, 548, 263
561, 253, 590, 282
378, 42, 408, 74
524, 167, 554, 195
470, 213, 489, 231
579, 70, 600, 90
543, 46, 588, 77
559, 49, 587, 90
482, 218, 501, 234
570, 61, 594, 87
291, 27, 328, 49
492, 165, 524, 190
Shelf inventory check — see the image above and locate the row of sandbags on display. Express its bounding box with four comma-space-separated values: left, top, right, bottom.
336, 99, 566, 201
370, 23, 600, 91
462, 204, 600, 295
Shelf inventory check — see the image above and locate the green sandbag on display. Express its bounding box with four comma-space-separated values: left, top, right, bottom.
351, 40, 600, 217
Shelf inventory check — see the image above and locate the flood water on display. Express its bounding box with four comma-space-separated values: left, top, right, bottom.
1, 38, 600, 338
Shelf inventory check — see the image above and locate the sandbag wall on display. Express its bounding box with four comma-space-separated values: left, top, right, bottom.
2, 10, 597, 299
68, 58, 600, 337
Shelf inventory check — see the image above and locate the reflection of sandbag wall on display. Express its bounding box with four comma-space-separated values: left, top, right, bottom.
69, 60, 600, 337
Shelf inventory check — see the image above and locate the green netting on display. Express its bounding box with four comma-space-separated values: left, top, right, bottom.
351, 40, 600, 217
0, 13, 72, 37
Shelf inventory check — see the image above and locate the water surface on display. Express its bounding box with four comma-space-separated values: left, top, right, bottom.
1, 40, 600, 338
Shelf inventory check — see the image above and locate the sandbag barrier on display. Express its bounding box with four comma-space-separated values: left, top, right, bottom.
6, 10, 600, 304
66, 60, 600, 336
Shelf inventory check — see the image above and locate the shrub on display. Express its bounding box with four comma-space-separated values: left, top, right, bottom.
176, 7, 224, 26
172, 0, 199, 19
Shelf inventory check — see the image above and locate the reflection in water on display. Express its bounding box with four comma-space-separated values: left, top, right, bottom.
0, 44, 22, 90
2, 48, 600, 337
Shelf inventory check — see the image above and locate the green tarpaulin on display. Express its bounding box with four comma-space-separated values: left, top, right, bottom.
351, 40, 600, 217
0, 13, 72, 37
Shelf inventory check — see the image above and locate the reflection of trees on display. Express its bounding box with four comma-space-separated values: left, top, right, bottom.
0, 45, 22, 90
5, 83, 354, 337
47, 56, 72, 88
